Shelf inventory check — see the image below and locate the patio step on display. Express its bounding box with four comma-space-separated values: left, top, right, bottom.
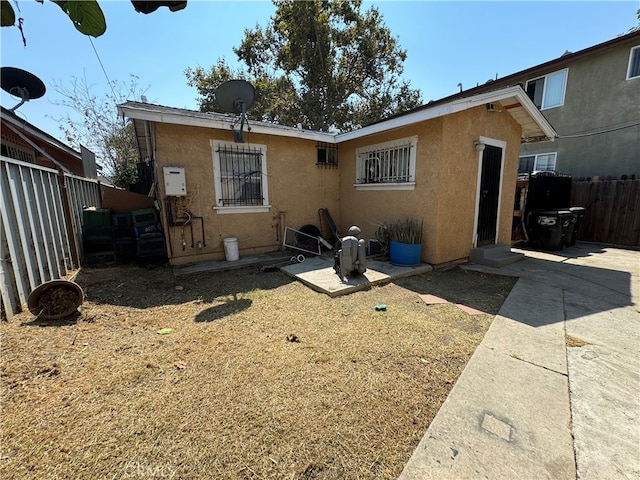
469, 244, 525, 268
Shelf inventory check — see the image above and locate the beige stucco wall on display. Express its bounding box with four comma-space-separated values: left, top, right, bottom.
151, 103, 523, 267
337, 120, 444, 263
338, 106, 522, 266
153, 123, 340, 265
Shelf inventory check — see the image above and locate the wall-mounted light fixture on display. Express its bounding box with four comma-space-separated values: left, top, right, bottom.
474, 141, 486, 152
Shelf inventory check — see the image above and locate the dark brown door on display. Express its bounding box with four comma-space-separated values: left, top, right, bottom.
476, 145, 502, 246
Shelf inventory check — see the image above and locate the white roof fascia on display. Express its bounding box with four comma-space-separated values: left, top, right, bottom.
118, 104, 337, 143
1, 109, 82, 159
335, 85, 557, 142
118, 85, 557, 146
502, 88, 557, 141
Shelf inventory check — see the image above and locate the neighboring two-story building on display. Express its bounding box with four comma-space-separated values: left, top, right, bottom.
463, 30, 640, 179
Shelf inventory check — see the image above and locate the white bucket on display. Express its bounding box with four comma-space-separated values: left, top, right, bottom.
223, 237, 239, 261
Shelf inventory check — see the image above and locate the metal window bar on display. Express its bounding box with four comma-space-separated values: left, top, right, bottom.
217, 144, 264, 206
358, 143, 411, 184
316, 142, 338, 168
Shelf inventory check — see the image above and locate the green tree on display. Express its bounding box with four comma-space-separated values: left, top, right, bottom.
53, 75, 144, 188
186, 0, 422, 132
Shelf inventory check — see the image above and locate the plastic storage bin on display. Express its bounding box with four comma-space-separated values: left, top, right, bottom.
82, 208, 111, 227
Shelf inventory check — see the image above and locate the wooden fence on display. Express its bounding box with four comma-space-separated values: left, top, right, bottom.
1, 156, 105, 320
571, 178, 640, 247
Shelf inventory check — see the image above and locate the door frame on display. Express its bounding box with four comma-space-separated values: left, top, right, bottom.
472, 136, 507, 248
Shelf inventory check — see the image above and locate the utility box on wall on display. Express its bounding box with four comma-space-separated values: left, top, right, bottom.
163, 167, 187, 196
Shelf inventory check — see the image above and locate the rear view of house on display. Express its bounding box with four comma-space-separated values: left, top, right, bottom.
119, 84, 555, 268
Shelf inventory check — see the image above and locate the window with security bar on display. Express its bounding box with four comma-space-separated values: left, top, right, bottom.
316, 142, 338, 168
212, 141, 269, 210
355, 136, 417, 190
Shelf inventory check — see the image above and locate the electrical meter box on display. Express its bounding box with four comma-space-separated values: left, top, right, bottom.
163, 167, 187, 196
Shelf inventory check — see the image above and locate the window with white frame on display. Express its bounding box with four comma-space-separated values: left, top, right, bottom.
518, 152, 557, 174
355, 136, 417, 190
526, 69, 568, 109
627, 45, 640, 80
211, 140, 269, 212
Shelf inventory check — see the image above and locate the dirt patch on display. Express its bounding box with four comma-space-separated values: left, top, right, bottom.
1, 264, 516, 479
565, 335, 591, 347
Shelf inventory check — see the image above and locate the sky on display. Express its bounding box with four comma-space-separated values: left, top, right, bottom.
1, 0, 638, 144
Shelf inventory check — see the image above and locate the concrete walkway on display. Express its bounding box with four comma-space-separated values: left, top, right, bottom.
399, 243, 640, 479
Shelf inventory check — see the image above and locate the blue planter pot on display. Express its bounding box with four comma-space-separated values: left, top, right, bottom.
389, 241, 422, 266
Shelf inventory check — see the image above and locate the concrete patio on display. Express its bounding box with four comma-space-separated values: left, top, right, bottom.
173, 251, 433, 297
279, 255, 432, 297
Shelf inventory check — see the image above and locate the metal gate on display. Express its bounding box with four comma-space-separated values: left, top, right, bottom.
476, 145, 502, 246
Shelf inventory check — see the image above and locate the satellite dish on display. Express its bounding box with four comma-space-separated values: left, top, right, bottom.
215, 79, 255, 114
215, 79, 255, 143
1, 67, 46, 112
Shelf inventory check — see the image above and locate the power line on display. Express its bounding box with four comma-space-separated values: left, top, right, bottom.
557, 120, 640, 139
88, 37, 117, 100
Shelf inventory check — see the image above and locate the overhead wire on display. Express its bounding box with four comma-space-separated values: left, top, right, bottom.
88, 37, 119, 106
557, 120, 640, 139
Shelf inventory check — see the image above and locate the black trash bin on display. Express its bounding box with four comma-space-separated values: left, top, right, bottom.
528, 210, 562, 250
527, 209, 577, 251
558, 210, 577, 248
566, 207, 586, 246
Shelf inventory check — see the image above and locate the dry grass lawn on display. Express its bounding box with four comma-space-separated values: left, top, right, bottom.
0, 264, 516, 479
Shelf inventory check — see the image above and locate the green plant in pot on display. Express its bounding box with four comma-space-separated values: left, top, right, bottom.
376, 218, 423, 266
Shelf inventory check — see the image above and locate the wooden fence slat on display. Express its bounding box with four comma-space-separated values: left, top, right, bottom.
613, 180, 631, 246
598, 180, 615, 243
624, 180, 640, 246
584, 182, 597, 241
572, 178, 640, 247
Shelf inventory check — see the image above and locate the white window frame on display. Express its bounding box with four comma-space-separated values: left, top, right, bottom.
354, 136, 417, 191
211, 140, 270, 214
518, 152, 557, 173
526, 69, 568, 110
626, 45, 640, 80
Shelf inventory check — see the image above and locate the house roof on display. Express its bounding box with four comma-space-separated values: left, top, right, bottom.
335, 85, 556, 143
1, 106, 85, 173
1, 106, 82, 160
119, 83, 556, 156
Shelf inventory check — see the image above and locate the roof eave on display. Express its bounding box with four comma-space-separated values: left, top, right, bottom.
1, 107, 82, 159
335, 86, 557, 143
117, 103, 337, 143
118, 85, 557, 147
